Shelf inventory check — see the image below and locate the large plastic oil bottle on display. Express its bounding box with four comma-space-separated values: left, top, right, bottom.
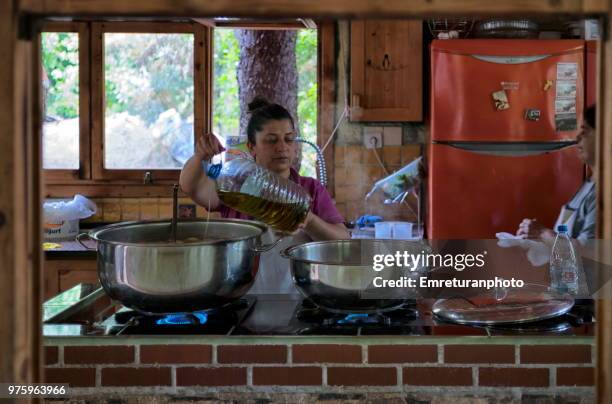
203, 156, 311, 232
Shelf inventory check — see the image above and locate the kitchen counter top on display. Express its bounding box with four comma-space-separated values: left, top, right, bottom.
43, 222, 112, 258
44, 239, 97, 258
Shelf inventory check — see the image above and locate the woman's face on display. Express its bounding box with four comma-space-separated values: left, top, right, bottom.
248, 119, 297, 176
576, 123, 595, 166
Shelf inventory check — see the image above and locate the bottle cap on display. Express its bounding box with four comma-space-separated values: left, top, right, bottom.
556, 224, 568, 233
202, 161, 222, 179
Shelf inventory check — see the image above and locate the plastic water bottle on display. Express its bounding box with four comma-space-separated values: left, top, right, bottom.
203, 156, 311, 232
549, 224, 578, 294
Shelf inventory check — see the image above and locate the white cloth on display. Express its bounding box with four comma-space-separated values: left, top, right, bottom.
247, 230, 312, 295
496, 232, 550, 267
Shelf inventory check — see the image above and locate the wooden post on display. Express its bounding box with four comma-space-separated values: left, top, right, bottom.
15, 0, 612, 18
0, 0, 42, 395
318, 21, 336, 194
596, 4, 612, 403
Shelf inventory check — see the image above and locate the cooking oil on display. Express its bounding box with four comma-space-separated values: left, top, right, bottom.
205, 157, 311, 232
217, 190, 308, 232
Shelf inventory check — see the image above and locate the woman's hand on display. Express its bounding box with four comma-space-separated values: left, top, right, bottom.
195, 133, 226, 161
291, 212, 314, 235
516, 218, 555, 240
294, 211, 350, 241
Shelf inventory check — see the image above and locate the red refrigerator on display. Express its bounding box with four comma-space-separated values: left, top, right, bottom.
427, 40, 585, 239
586, 40, 597, 108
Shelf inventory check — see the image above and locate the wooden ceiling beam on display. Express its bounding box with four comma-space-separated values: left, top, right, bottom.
20, 0, 610, 18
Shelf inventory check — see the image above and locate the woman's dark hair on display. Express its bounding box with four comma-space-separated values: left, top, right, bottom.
584, 105, 596, 129
246, 96, 294, 144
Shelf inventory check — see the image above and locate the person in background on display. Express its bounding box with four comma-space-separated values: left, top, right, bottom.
516, 105, 597, 246
180, 96, 349, 294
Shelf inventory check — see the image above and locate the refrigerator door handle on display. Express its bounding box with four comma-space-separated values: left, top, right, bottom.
471, 55, 550, 64
435, 141, 576, 157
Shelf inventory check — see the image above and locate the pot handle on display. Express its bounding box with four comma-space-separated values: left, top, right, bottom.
279, 246, 292, 259
76, 232, 96, 250
252, 233, 288, 253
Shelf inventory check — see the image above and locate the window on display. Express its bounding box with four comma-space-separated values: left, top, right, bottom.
41, 22, 90, 181
103, 32, 195, 170
91, 22, 206, 181
40, 20, 326, 196
212, 28, 318, 177
42, 31, 80, 169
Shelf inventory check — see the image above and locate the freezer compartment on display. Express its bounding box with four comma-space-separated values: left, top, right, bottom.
430, 40, 584, 142
427, 143, 584, 239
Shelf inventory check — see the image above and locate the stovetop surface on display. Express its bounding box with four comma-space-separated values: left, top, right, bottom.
43, 284, 596, 337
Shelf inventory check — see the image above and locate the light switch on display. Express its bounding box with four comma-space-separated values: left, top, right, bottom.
383, 126, 402, 146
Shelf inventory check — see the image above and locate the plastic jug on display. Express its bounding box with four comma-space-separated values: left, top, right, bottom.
203, 156, 311, 232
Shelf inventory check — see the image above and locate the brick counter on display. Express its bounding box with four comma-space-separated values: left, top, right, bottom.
44, 336, 595, 400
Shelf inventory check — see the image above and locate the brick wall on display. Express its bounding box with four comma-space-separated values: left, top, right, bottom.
44, 341, 595, 398
80, 197, 220, 223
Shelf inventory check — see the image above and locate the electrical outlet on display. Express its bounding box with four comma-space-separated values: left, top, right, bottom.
363, 127, 383, 149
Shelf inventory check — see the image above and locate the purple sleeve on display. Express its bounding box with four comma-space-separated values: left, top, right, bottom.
310, 181, 345, 224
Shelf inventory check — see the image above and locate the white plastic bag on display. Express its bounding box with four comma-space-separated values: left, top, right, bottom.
366, 157, 423, 201
43, 194, 97, 224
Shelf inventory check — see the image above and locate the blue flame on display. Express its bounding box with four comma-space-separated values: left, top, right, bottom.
155, 312, 208, 325
338, 313, 370, 324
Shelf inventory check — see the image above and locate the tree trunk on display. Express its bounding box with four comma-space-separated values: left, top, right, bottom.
236, 29, 302, 170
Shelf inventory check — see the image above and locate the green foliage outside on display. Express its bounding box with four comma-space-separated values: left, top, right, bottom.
42, 32, 79, 118
212, 29, 241, 138
104, 33, 194, 126
296, 29, 318, 178
296, 29, 318, 144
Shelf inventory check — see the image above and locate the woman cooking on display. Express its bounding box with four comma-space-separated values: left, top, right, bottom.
516, 105, 597, 246
180, 96, 350, 294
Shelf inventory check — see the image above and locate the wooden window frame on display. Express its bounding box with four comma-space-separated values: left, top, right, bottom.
43, 21, 212, 197
40, 22, 91, 182
317, 21, 335, 196
91, 21, 208, 182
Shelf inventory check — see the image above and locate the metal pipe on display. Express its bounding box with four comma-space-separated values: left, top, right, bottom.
171, 184, 179, 242
296, 137, 327, 186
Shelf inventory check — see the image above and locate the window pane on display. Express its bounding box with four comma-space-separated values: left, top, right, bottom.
42, 32, 80, 170
212, 29, 239, 140
104, 33, 194, 169
296, 29, 318, 178
212, 29, 318, 178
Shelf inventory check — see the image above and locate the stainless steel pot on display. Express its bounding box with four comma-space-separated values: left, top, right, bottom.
78, 219, 280, 314
281, 239, 430, 313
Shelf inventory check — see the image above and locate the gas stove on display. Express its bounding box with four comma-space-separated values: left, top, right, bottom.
289, 299, 422, 335
43, 284, 595, 337
43, 284, 256, 336
100, 297, 256, 336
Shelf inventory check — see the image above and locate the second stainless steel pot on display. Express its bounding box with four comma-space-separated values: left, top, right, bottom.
81, 219, 280, 314
282, 239, 430, 313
